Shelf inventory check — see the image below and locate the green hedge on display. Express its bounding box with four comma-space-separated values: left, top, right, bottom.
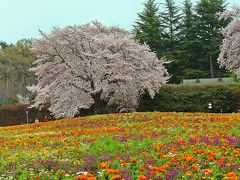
138, 83, 240, 113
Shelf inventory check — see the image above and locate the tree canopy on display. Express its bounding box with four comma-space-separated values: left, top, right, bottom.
134, 0, 230, 83
0, 39, 35, 104
28, 21, 169, 118
218, 6, 240, 75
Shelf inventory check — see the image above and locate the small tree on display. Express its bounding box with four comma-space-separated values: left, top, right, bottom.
218, 6, 240, 75
28, 21, 169, 118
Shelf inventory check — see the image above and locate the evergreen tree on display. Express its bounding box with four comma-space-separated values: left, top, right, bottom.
161, 0, 182, 57
160, 0, 182, 83
133, 0, 163, 55
181, 0, 195, 41
177, 0, 207, 79
195, 0, 229, 78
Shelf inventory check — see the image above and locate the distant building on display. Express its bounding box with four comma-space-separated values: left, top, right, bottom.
182, 77, 234, 84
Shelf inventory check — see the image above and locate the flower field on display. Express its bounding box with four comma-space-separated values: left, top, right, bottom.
0, 112, 239, 179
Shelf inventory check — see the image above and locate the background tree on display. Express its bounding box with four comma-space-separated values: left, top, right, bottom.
218, 6, 240, 75
160, 0, 182, 83
0, 39, 35, 104
132, 0, 232, 83
133, 0, 164, 56
28, 22, 169, 118
161, 0, 182, 56
0, 41, 10, 50
177, 0, 206, 80
195, 0, 229, 78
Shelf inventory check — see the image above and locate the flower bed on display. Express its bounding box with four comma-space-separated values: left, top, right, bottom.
0, 112, 239, 179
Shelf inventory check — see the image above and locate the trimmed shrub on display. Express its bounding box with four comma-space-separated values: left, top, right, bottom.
138, 83, 240, 113
2, 83, 240, 127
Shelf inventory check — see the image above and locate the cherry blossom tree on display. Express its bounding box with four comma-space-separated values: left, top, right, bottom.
28, 21, 169, 118
218, 6, 240, 75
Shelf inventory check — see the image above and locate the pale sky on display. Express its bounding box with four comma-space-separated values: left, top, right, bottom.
0, 0, 238, 44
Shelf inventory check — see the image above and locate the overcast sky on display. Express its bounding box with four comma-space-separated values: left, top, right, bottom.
0, 0, 238, 44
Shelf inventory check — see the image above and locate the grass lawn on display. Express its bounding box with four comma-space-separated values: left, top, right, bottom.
0, 112, 239, 179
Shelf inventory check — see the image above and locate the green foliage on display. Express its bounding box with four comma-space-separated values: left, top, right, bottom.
133, 0, 164, 55
138, 83, 240, 113
160, 0, 182, 54
175, 0, 205, 82
190, 0, 229, 77
0, 41, 11, 49
133, 0, 230, 84
0, 39, 36, 104
89, 138, 125, 154
160, 0, 183, 83
182, 68, 207, 79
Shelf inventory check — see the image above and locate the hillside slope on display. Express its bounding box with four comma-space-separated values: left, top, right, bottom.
0, 112, 239, 179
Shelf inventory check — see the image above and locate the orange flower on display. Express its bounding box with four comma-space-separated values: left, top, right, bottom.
120, 161, 127, 167
130, 157, 137, 163
217, 158, 224, 166
139, 167, 145, 172
183, 155, 193, 162
75, 174, 87, 180
157, 167, 166, 173
99, 162, 108, 169
170, 148, 176, 153
185, 171, 192, 176
233, 149, 238, 154
159, 153, 166, 158
87, 178, 96, 180
208, 152, 217, 157
138, 175, 147, 180
112, 170, 119, 174
170, 158, 177, 163
111, 175, 121, 180
4, 154, 10, 158
154, 143, 163, 150
226, 163, 231, 167
208, 156, 214, 161
151, 166, 158, 171
163, 164, 169, 168
75, 173, 94, 180
146, 163, 151, 167
191, 164, 199, 171
226, 172, 237, 177
107, 169, 119, 174
140, 151, 148, 156
229, 178, 238, 180
72, 132, 79, 137
204, 169, 212, 175
151, 171, 157, 176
